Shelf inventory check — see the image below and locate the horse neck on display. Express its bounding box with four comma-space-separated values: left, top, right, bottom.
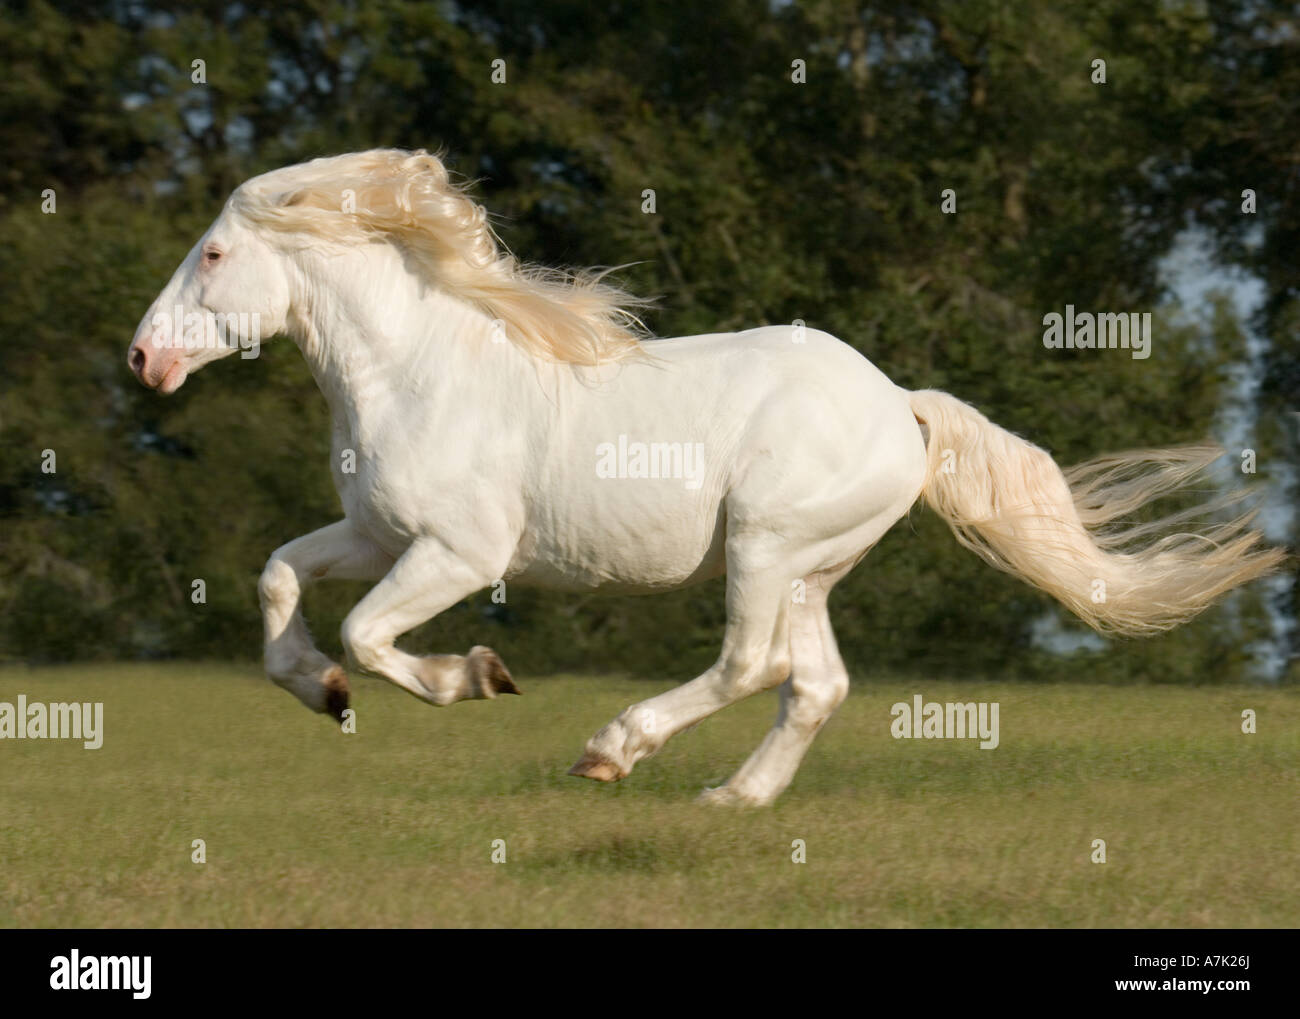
287, 245, 543, 425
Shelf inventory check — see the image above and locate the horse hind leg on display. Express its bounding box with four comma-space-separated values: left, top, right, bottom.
698, 569, 850, 807
569, 549, 794, 783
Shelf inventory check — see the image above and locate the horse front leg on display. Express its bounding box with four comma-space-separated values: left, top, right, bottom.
258, 519, 394, 719
340, 538, 520, 706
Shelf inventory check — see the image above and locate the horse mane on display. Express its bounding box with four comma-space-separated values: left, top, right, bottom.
229, 149, 651, 366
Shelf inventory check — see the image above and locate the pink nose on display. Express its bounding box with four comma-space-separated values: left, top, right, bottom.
128, 335, 174, 389
128, 334, 187, 394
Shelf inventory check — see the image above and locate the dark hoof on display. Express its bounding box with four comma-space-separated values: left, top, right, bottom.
467, 645, 521, 698
322, 665, 350, 722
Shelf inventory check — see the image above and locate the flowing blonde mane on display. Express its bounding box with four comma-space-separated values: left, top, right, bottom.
230, 149, 650, 365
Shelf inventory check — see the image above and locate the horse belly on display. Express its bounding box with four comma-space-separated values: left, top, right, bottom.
510, 489, 728, 593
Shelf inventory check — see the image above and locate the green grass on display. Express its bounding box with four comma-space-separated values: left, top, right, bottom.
1, 663, 1297, 927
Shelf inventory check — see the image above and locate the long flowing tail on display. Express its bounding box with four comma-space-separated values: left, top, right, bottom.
907, 389, 1286, 635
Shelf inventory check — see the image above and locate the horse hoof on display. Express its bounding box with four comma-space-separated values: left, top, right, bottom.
567, 754, 626, 782
322, 666, 350, 722
468, 646, 521, 698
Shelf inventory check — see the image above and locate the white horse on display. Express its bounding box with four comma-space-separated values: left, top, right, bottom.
128, 149, 1282, 805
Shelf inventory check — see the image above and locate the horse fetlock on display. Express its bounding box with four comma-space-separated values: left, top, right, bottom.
265, 642, 330, 681
268, 657, 349, 719
411, 647, 519, 706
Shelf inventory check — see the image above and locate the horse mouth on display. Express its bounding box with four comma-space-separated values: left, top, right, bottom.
157, 362, 188, 395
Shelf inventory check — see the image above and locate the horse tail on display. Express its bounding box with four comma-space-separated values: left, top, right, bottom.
906, 388, 1284, 635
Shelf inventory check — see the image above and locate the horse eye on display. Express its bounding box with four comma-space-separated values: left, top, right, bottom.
204, 249, 222, 264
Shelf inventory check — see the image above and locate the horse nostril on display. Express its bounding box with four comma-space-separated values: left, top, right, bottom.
129, 346, 146, 377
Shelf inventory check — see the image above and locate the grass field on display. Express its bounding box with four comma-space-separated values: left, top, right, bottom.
1, 662, 1297, 927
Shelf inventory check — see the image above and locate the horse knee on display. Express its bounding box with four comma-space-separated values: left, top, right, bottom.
257, 555, 298, 610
